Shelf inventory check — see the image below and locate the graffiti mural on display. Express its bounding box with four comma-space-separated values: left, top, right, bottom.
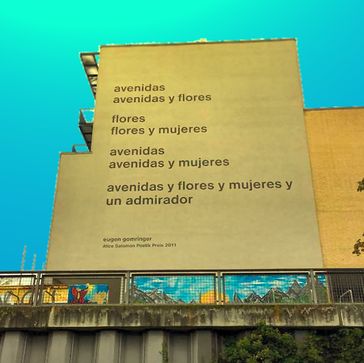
223, 274, 329, 304
68, 284, 109, 304
131, 275, 216, 304
315, 274, 329, 303
0, 274, 332, 305
42, 285, 69, 304
0, 286, 33, 305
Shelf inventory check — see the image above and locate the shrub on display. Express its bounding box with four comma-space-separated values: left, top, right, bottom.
220, 326, 364, 363
220, 323, 298, 363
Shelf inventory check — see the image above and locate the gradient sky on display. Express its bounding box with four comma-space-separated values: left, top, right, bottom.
0, 1, 363, 270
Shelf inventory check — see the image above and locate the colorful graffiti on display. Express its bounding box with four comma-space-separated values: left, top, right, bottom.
0, 283, 109, 305
130, 274, 329, 304
68, 284, 109, 304
131, 275, 216, 304
224, 274, 329, 304
0, 274, 331, 305
42, 285, 69, 304
0, 286, 33, 304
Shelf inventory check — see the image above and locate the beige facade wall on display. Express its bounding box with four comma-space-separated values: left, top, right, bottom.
305, 108, 364, 267
47, 40, 323, 270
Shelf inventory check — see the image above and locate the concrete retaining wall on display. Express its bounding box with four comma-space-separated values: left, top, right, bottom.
0, 304, 364, 362
0, 330, 215, 363
1, 304, 364, 330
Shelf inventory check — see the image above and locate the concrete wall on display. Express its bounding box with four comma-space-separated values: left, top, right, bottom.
0, 330, 215, 363
1, 304, 364, 362
1, 304, 364, 330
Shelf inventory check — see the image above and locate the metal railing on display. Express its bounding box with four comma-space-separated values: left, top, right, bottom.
0, 269, 363, 306
77, 108, 94, 151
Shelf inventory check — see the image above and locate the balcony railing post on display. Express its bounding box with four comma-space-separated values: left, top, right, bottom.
32, 272, 41, 307
310, 270, 318, 304
216, 271, 222, 304
124, 272, 131, 304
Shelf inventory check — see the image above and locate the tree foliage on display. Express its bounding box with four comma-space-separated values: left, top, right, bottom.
326, 328, 364, 363
221, 323, 298, 363
220, 325, 364, 363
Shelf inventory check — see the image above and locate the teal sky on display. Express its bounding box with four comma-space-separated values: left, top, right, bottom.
0, 1, 363, 270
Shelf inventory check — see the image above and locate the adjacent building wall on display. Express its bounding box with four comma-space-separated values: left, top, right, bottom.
305, 108, 364, 267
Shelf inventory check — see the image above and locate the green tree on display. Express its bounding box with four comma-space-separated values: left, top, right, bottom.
298, 334, 326, 363
327, 328, 364, 363
221, 326, 364, 363
220, 324, 299, 363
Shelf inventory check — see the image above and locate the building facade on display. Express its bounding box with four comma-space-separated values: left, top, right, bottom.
0, 40, 363, 363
